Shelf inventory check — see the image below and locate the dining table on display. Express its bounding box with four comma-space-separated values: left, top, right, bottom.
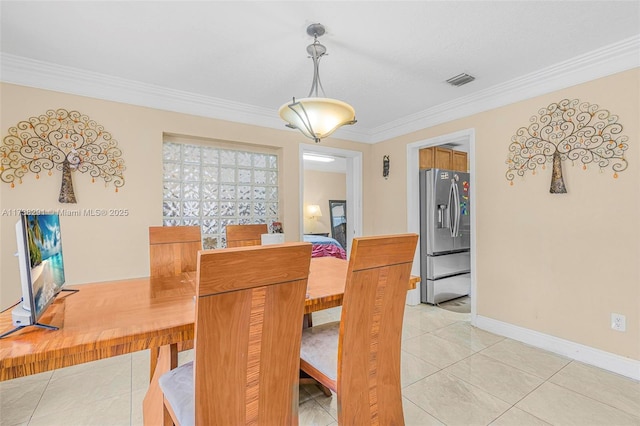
0, 256, 419, 424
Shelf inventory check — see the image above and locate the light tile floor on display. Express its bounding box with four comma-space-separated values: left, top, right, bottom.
1, 302, 639, 426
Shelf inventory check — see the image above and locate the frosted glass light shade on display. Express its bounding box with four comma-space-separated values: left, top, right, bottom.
279, 97, 356, 143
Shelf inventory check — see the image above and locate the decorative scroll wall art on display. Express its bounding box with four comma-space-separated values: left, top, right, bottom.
1, 109, 126, 203
506, 99, 628, 193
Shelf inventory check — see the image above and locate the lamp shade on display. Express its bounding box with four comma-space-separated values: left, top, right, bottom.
279, 97, 356, 143
306, 204, 323, 217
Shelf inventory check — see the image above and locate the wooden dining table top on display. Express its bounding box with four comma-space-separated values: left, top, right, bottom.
0, 256, 418, 381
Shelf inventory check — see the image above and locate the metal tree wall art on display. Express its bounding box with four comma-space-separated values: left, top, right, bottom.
506, 99, 628, 193
1, 109, 126, 203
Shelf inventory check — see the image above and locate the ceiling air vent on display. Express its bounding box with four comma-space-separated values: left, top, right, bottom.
446, 73, 475, 87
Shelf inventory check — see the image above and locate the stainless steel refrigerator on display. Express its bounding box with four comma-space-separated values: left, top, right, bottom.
420, 168, 471, 304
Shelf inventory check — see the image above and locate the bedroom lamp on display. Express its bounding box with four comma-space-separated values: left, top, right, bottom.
279, 23, 357, 143
306, 204, 323, 219
306, 204, 323, 234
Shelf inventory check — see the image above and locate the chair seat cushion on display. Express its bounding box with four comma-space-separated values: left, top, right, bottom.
300, 321, 340, 382
158, 361, 194, 426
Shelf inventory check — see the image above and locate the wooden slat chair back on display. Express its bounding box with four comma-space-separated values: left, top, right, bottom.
300, 234, 418, 425
149, 226, 202, 278
159, 242, 312, 426
225, 224, 268, 248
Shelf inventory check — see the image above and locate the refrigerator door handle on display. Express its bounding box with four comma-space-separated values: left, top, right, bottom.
448, 181, 456, 237
452, 182, 461, 237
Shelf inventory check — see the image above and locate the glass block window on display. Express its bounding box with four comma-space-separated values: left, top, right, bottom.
163, 141, 280, 249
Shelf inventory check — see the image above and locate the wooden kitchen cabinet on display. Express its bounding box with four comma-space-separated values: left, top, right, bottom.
419, 147, 435, 169
434, 147, 453, 169
452, 150, 468, 172
419, 147, 468, 172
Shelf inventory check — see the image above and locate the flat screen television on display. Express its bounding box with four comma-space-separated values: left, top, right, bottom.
2, 212, 67, 337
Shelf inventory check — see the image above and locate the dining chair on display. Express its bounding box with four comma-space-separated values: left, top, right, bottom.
158, 242, 312, 426
299, 233, 419, 425
225, 223, 268, 247
148, 225, 202, 357
149, 225, 202, 278
226, 223, 317, 332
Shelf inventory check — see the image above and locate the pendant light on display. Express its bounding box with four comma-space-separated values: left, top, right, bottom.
279, 23, 356, 143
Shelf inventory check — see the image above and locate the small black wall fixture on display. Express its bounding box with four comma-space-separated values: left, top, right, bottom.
382, 155, 390, 179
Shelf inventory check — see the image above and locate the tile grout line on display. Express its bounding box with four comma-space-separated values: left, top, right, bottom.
130, 353, 134, 426
402, 323, 561, 425
544, 360, 640, 420
26, 373, 54, 425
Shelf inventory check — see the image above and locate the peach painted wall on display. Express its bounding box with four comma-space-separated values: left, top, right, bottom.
0, 83, 371, 308
370, 68, 639, 361
1, 68, 637, 363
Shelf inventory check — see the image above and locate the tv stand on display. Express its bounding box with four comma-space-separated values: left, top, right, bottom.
0, 322, 58, 339
0, 305, 59, 339
0, 289, 78, 339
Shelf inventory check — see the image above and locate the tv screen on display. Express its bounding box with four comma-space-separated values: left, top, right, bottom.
19, 213, 66, 321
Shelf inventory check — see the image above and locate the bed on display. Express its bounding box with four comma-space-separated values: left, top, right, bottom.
303, 235, 347, 260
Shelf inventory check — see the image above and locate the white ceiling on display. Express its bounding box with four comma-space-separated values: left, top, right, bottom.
1, 1, 639, 144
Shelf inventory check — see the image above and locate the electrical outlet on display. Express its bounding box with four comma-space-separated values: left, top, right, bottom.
611, 313, 626, 332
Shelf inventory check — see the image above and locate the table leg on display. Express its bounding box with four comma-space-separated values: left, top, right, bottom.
143, 344, 178, 426
299, 371, 333, 397
303, 313, 313, 328
149, 346, 159, 382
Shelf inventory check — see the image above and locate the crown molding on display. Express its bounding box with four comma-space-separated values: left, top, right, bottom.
1, 34, 638, 145
0, 53, 373, 143
0, 53, 279, 126
369, 35, 640, 143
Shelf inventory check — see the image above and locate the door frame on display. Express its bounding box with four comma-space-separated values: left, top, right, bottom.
299, 144, 363, 257
406, 129, 477, 323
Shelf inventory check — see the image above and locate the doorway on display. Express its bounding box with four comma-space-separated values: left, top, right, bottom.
300, 144, 363, 257
406, 129, 477, 323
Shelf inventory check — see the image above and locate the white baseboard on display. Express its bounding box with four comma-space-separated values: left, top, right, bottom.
475, 315, 640, 381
